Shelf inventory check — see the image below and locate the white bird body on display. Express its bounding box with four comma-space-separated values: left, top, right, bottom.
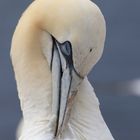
11, 0, 114, 139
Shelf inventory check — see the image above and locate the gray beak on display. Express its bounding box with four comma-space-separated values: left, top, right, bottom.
50, 36, 83, 138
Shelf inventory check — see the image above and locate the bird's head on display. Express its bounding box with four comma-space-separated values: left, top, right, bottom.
38, 0, 106, 137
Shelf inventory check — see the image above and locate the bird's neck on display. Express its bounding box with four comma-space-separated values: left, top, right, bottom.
11, 18, 54, 125
57, 77, 114, 139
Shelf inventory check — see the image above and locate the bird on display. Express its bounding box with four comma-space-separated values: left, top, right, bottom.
11, 0, 114, 140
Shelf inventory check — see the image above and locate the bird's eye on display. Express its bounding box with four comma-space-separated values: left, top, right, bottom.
61, 42, 71, 56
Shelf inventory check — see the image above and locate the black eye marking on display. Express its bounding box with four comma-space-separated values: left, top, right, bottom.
90, 48, 93, 52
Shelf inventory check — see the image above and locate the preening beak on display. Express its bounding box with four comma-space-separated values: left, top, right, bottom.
51, 36, 83, 137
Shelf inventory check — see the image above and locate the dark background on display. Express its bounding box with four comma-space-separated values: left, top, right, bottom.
0, 0, 140, 139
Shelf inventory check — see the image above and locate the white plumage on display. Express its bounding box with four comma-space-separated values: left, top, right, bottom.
11, 0, 114, 139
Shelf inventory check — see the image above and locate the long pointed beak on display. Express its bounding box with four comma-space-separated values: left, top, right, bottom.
51, 36, 83, 138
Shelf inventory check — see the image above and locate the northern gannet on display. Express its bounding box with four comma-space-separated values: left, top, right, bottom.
11, 0, 114, 139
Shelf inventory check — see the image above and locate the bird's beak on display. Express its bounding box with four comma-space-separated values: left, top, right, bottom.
50, 36, 83, 137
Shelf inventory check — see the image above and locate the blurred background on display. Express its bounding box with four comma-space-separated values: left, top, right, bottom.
0, 0, 140, 139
